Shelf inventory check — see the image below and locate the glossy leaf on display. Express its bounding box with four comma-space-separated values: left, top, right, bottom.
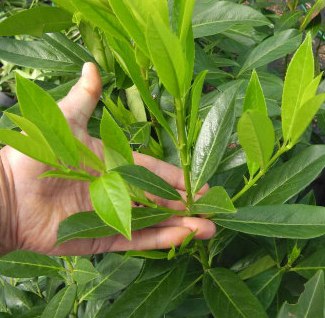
57, 208, 171, 244
277, 271, 324, 318
213, 204, 325, 239
191, 186, 236, 214
126, 86, 147, 123
282, 33, 314, 143
16, 74, 79, 167
72, 258, 99, 285
90, 173, 132, 240
40, 285, 77, 318
191, 88, 236, 193
102, 259, 188, 318
238, 29, 302, 76
238, 110, 275, 169
203, 267, 267, 318
192, 1, 270, 38
0, 7, 72, 37
0, 251, 63, 278
146, 12, 186, 97
237, 145, 325, 206
114, 165, 181, 201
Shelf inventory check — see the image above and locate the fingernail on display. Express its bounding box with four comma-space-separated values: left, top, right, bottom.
82, 62, 93, 77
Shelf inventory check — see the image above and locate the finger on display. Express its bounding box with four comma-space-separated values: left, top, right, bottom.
59, 62, 102, 135
50, 218, 216, 255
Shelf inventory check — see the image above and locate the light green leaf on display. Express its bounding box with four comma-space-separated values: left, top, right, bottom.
57, 208, 171, 244
72, 258, 100, 285
0, 7, 72, 37
0, 251, 63, 278
100, 108, 133, 167
282, 33, 314, 143
174, 0, 195, 45
90, 173, 132, 240
237, 145, 325, 206
300, 0, 325, 31
146, 12, 187, 97
191, 186, 236, 214
114, 165, 181, 201
16, 74, 79, 167
213, 204, 325, 239
192, 0, 271, 38
126, 86, 147, 122
238, 110, 275, 169
40, 285, 77, 318
203, 267, 267, 318
239, 29, 302, 76
39, 169, 94, 182
102, 259, 188, 318
191, 88, 236, 193
277, 271, 324, 318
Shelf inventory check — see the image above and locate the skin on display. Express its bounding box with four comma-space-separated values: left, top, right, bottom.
0, 63, 216, 256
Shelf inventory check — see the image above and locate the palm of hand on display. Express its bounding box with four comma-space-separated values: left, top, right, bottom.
0, 63, 215, 256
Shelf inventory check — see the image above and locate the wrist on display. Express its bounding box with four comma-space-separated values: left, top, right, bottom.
0, 149, 17, 255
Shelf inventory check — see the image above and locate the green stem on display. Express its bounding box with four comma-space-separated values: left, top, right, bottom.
197, 240, 209, 270
175, 97, 193, 208
231, 145, 288, 202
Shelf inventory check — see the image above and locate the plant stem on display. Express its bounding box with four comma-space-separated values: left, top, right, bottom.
175, 97, 193, 208
231, 145, 288, 202
196, 240, 209, 270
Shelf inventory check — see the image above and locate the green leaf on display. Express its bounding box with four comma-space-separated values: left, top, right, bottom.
243, 70, 267, 115
16, 74, 79, 167
238, 110, 275, 169
294, 248, 325, 279
90, 173, 132, 240
57, 208, 171, 244
213, 204, 325, 239
146, 12, 187, 97
188, 70, 207, 148
0, 38, 79, 72
100, 108, 133, 167
102, 259, 188, 318
0, 251, 63, 278
191, 88, 236, 194
300, 0, 325, 31
126, 86, 147, 122
72, 258, 100, 285
79, 253, 143, 301
174, 0, 195, 45
192, 0, 271, 38
125, 251, 168, 260
282, 33, 314, 143
203, 267, 267, 318
246, 268, 284, 309
40, 285, 77, 318
238, 29, 302, 76
277, 271, 324, 318
39, 169, 94, 182
0, 129, 58, 167
191, 186, 236, 214
0, 7, 72, 37
114, 165, 181, 201
237, 145, 325, 206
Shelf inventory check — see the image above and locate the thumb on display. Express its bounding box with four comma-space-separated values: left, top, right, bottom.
59, 62, 102, 132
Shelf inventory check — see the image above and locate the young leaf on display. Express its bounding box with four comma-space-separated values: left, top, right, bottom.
237, 110, 275, 169
203, 267, 267, 318
16, 74, 79, 167
113, 165, 182, 201
188, 70, 207, 148
191, 88, 236, 194
0, 251, 64, 278
0, 7, 72, 37
237, 145, 325, 206
72, 258, 100, 285
146, 12, 187, 97
213, 204, 325, 239
300, 0, 325, 31
282, 33, 314, 143
40, 284, 77, 318
191, 186, 236, 214
126, 86, 147, 122
102, 259, 188, 318
39, 169, 94, 182
89, 172, 132, 240
277, 271, 324, 318
100, 108, 133, 167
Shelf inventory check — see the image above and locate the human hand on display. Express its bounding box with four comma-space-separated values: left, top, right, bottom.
0, 63, 216, 256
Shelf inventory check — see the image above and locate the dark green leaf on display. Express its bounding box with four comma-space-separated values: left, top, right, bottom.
294, 248, 325, 279
72, 258, 99, 285
114, 165, 181, 201
0, 7, 72, 37
203, 267, 267, 318
213, 204, 325, 239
